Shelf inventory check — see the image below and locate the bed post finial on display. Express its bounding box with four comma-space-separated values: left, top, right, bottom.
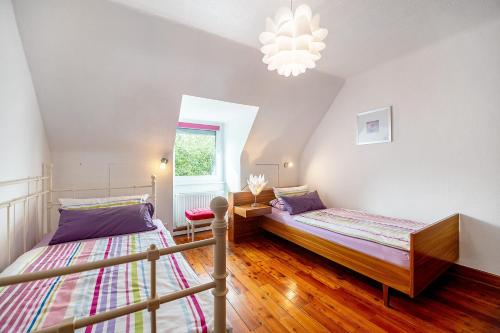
210, 196, 228, 333
151, 175, 157, 218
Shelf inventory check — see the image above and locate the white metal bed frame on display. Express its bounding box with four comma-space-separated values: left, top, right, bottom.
0, 164, 228, 333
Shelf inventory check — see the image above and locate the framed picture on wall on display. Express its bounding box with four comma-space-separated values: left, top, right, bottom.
357, 106, 392, 145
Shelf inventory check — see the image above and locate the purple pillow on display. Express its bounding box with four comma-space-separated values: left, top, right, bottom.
49, 203, 157, 245
280, 191, 326, 215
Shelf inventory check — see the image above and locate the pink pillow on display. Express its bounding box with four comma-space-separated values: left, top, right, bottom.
269, 198, 287, 211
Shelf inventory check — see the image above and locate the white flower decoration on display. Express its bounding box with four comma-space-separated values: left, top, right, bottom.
247, 174, 268, 196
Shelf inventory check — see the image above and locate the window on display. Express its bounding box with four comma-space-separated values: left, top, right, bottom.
174, 128, 218, 177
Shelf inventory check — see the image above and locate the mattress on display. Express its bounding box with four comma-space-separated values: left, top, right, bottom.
0, 220, 218, 333
265, 208, 410, 268
295, 208, 427, 251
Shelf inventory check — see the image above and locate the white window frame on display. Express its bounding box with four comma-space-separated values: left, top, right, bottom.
173, 122, 224, 186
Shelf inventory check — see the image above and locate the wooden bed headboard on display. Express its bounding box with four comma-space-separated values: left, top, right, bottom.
228, 188, 275, 219
228, 188, 275, 208
226, 189, 275, 243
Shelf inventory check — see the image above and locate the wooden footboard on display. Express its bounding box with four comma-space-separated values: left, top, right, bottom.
410, 214, 459, 297
261, 217, 412, 294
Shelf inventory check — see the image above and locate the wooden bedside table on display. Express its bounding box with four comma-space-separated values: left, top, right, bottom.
234, 203, 272, 218
229, 203, 272, 243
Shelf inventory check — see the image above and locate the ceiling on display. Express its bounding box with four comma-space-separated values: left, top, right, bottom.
109, 0, 500, 78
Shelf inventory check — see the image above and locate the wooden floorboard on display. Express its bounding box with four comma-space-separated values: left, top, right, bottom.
175, 231, 500, 333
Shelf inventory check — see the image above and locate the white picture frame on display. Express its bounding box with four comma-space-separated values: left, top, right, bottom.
356, 106, 392, 145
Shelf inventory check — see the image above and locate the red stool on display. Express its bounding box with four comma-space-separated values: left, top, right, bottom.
185, 208, 215, 241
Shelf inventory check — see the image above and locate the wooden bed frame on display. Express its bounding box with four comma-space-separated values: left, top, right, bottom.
229, 189, 459, 307
0, 165, 229, 333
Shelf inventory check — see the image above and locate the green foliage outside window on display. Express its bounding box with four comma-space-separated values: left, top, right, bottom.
174, 129, 216, 176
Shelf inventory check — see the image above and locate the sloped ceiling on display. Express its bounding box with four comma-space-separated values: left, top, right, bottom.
13, 0, 499, 187
110, 0, 500, 77
13, 0, 344, 184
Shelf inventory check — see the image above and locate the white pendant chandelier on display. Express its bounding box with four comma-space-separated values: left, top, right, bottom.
259, 2, 328, 77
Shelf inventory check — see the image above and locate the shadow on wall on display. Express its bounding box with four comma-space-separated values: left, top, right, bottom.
459, 215, 500, 275
240, 135, 299, 190
240, 150, 250, 191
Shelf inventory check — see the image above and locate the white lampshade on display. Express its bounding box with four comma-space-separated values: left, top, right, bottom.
259, 4, 327, 77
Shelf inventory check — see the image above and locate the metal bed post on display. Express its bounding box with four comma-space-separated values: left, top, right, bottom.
47, 163, 53, 234
42, 164, 48, 241
147, 244, 160, 333
151, 175, 157, 218
35, 176, 39, 242
24, 193, 28, 252
24, 168, 32, 251
6, 204, 11, 264
210, 197, 228, 333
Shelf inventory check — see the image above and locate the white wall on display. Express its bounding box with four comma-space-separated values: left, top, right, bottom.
301, 19, 500, 275
49, 150, 171, 231
12, 0, 343, 231
0, 0, 51, 269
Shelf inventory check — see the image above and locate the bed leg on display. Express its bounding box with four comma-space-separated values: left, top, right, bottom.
383, 284, 390, 307
210, 197, 228, 333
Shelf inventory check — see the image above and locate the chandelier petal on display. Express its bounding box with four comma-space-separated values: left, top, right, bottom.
310, 14, 320, 31
265, 18, 276, 33
311, 41, 326, 52
295, 15, 312, 36
295, 4, 312, 21
274, 7, 293, 26
312, 28, 328, 41
259, 31, 275, 44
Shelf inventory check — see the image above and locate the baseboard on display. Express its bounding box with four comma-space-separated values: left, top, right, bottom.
449, 264, 500, 289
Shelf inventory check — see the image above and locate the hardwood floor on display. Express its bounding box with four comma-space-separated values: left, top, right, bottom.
175, 231, 500, 333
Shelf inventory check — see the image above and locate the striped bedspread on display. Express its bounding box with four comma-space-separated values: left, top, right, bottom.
0, 222, 216, 333
294, 208, 428, 250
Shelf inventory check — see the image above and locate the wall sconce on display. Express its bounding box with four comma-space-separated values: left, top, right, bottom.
254, 161, 293, 187
159, 158, 168, 170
